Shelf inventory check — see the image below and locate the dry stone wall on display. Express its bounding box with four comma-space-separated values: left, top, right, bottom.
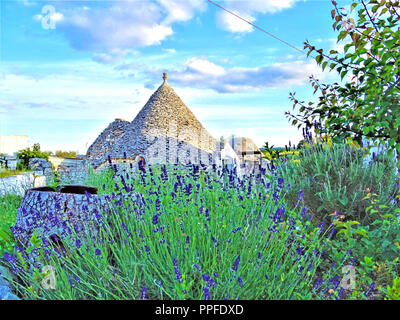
0, 174, 46, 196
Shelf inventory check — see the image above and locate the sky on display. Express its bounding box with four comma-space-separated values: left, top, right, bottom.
0, 0, 353, 154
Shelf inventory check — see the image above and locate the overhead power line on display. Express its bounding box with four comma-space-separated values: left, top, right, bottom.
206, 0, 305, 54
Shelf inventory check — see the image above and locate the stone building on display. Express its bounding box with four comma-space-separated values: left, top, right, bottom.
86, 73, 265, 172
226, 136, 268, 175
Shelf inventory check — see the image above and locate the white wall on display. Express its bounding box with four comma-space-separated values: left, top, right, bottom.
0, 136, 29, 156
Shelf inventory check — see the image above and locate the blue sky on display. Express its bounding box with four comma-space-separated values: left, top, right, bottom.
0, 0, 352, 153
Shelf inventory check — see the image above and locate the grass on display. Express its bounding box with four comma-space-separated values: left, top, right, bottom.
0, 194, 21, 258
0, 169, 31, 179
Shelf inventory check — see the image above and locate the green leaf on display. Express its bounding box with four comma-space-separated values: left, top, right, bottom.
355, 228, 368, 237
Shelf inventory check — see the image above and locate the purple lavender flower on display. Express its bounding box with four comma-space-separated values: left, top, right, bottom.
152, 214, 159, 225
297, 190, 304, 202
4, 252, 16, 264
232, 255, 240, 271
337, 287, 345, 300
232, 227, 242, 233
202, 274, 210, 282
238, 277, 243, 287
204, 208, 210, 221
122, 222, 130, 237
203, 287, 210, 300
155, 198, 161, 211
364, 281, 375, 297
141, 286, 147, 299
172, 258, 183, 283
95, 248, 101, 256
313, 278, 323, 290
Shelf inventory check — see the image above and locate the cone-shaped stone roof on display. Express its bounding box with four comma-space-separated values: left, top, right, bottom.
86, 74, 219, 166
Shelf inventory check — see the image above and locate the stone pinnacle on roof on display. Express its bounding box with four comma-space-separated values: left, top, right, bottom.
163, 72, 168, 84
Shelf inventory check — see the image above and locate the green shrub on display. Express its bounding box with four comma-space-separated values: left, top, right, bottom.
16, 143, 51, 170
382, 276, 400, 300
324, 196, 400, 298
276, 142, 399, 225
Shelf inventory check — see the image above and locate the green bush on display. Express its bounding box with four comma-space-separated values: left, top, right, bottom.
16, 143, 51, 170
276, 142, 399, 225
321, 193, 400, 299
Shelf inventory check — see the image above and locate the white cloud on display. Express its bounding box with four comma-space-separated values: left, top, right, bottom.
162, 57, 328, 93
216, 0, 302, 33
217, 10, 254, 33
157, 0, 207, 24
163, 48, 177, 54
18, 0, 36, 7
116, 56, 330, 93
184, 57, 227, 76
92, 49, 138, 65
39, 1, 205, 53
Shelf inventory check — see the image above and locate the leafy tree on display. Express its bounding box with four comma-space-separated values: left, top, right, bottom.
55, 150, 77, 158
286, 0, 400, 154
17, 143, 51, 169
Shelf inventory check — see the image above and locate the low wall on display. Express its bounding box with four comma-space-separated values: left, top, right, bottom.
0, 174, 46, 196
